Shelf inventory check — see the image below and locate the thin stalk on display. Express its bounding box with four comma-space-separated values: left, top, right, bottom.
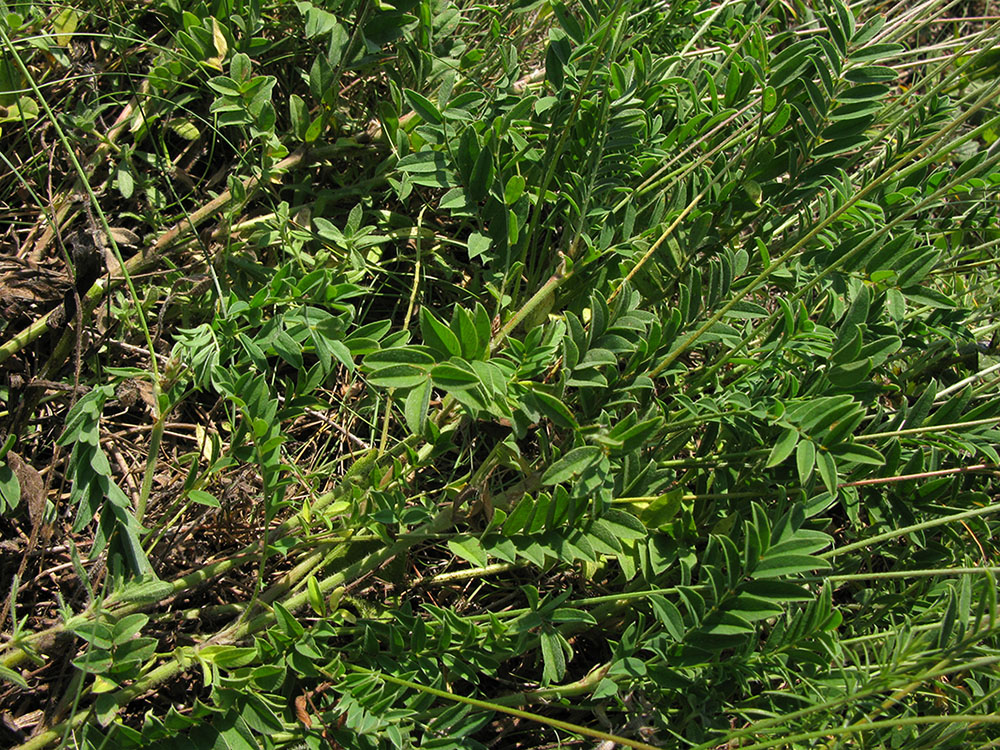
936, 362, 1000, 400
733, 715, 1000, 750
349, 666, 662, 750
838, 464, 998, 488
823, 567, 1000, 582
855, 416, 1000, 442
822, 503, 1000, 560
694, 654, 1000, 750
417, 561, 523, 585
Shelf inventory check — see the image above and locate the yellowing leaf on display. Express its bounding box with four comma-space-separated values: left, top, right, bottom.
211, 17, 228, 59
53, 9, 79, 46
169, 118, 200, 140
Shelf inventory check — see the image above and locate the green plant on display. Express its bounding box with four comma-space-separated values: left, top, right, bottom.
1, 0, 1000, 748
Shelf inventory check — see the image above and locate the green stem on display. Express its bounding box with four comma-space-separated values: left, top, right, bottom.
731, 714, 1000, 750
135, 405, 165, 524
856, 416, 1000, 442
823, 567, 1000, 582
491, 258, 571, 352
822, 503, 1000, 560
349, 665, 661, 750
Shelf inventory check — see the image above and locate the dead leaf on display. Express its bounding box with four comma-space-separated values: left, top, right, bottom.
294, 694, 312, 728
5, 451, 45, 530
108, 226, 140, 247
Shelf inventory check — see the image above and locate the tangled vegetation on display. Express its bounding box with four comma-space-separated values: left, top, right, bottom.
2, 0, 1000, 747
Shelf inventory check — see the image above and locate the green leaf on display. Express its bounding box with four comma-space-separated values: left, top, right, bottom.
649, 594, 686, 641
404, 378, 432, 434
0, 461, 20, 511
584, 519, 623, 554
363, 346, 436, 367
116, 576, 174, 604
0, 664, 28, 689
767, 101, 792, 134
552, 2, 584, 43
403, 88, 442, 125
470, 141, 494, 204
741, 580, 815, 601
504, 175, 526, 205
116, 164, 134, 199
189, 490, 220, 508
816, 450, 838, 494
828, 358, 871, 387
701, 611, 754, 635
200, 645, 258, 668
839, 83, 889, 102
112, 613, 149, 644
829, 442, 885, 466
367, 365, 429, 389
844, 65, 897, 83
725, 593, 784, 621
540, 629, 567, 683
467, 232, 492, 259
503, 495, 535, 535
450, 307, 482, 359
288, 94, 308, 139
796, 440, 816, 484
762, 85, 777, 112
599, 509, 647, 540
766, 427, 799, 467
431, 360, 480, 390
752, 554, 831, 579
541, 446, 603, 485
420, 307, 462, 358
529, 389, 579, 430
439, 187, 468, 210
397, 151, 452, 187
448, 535, 488, 567
848, 42, 902, 62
